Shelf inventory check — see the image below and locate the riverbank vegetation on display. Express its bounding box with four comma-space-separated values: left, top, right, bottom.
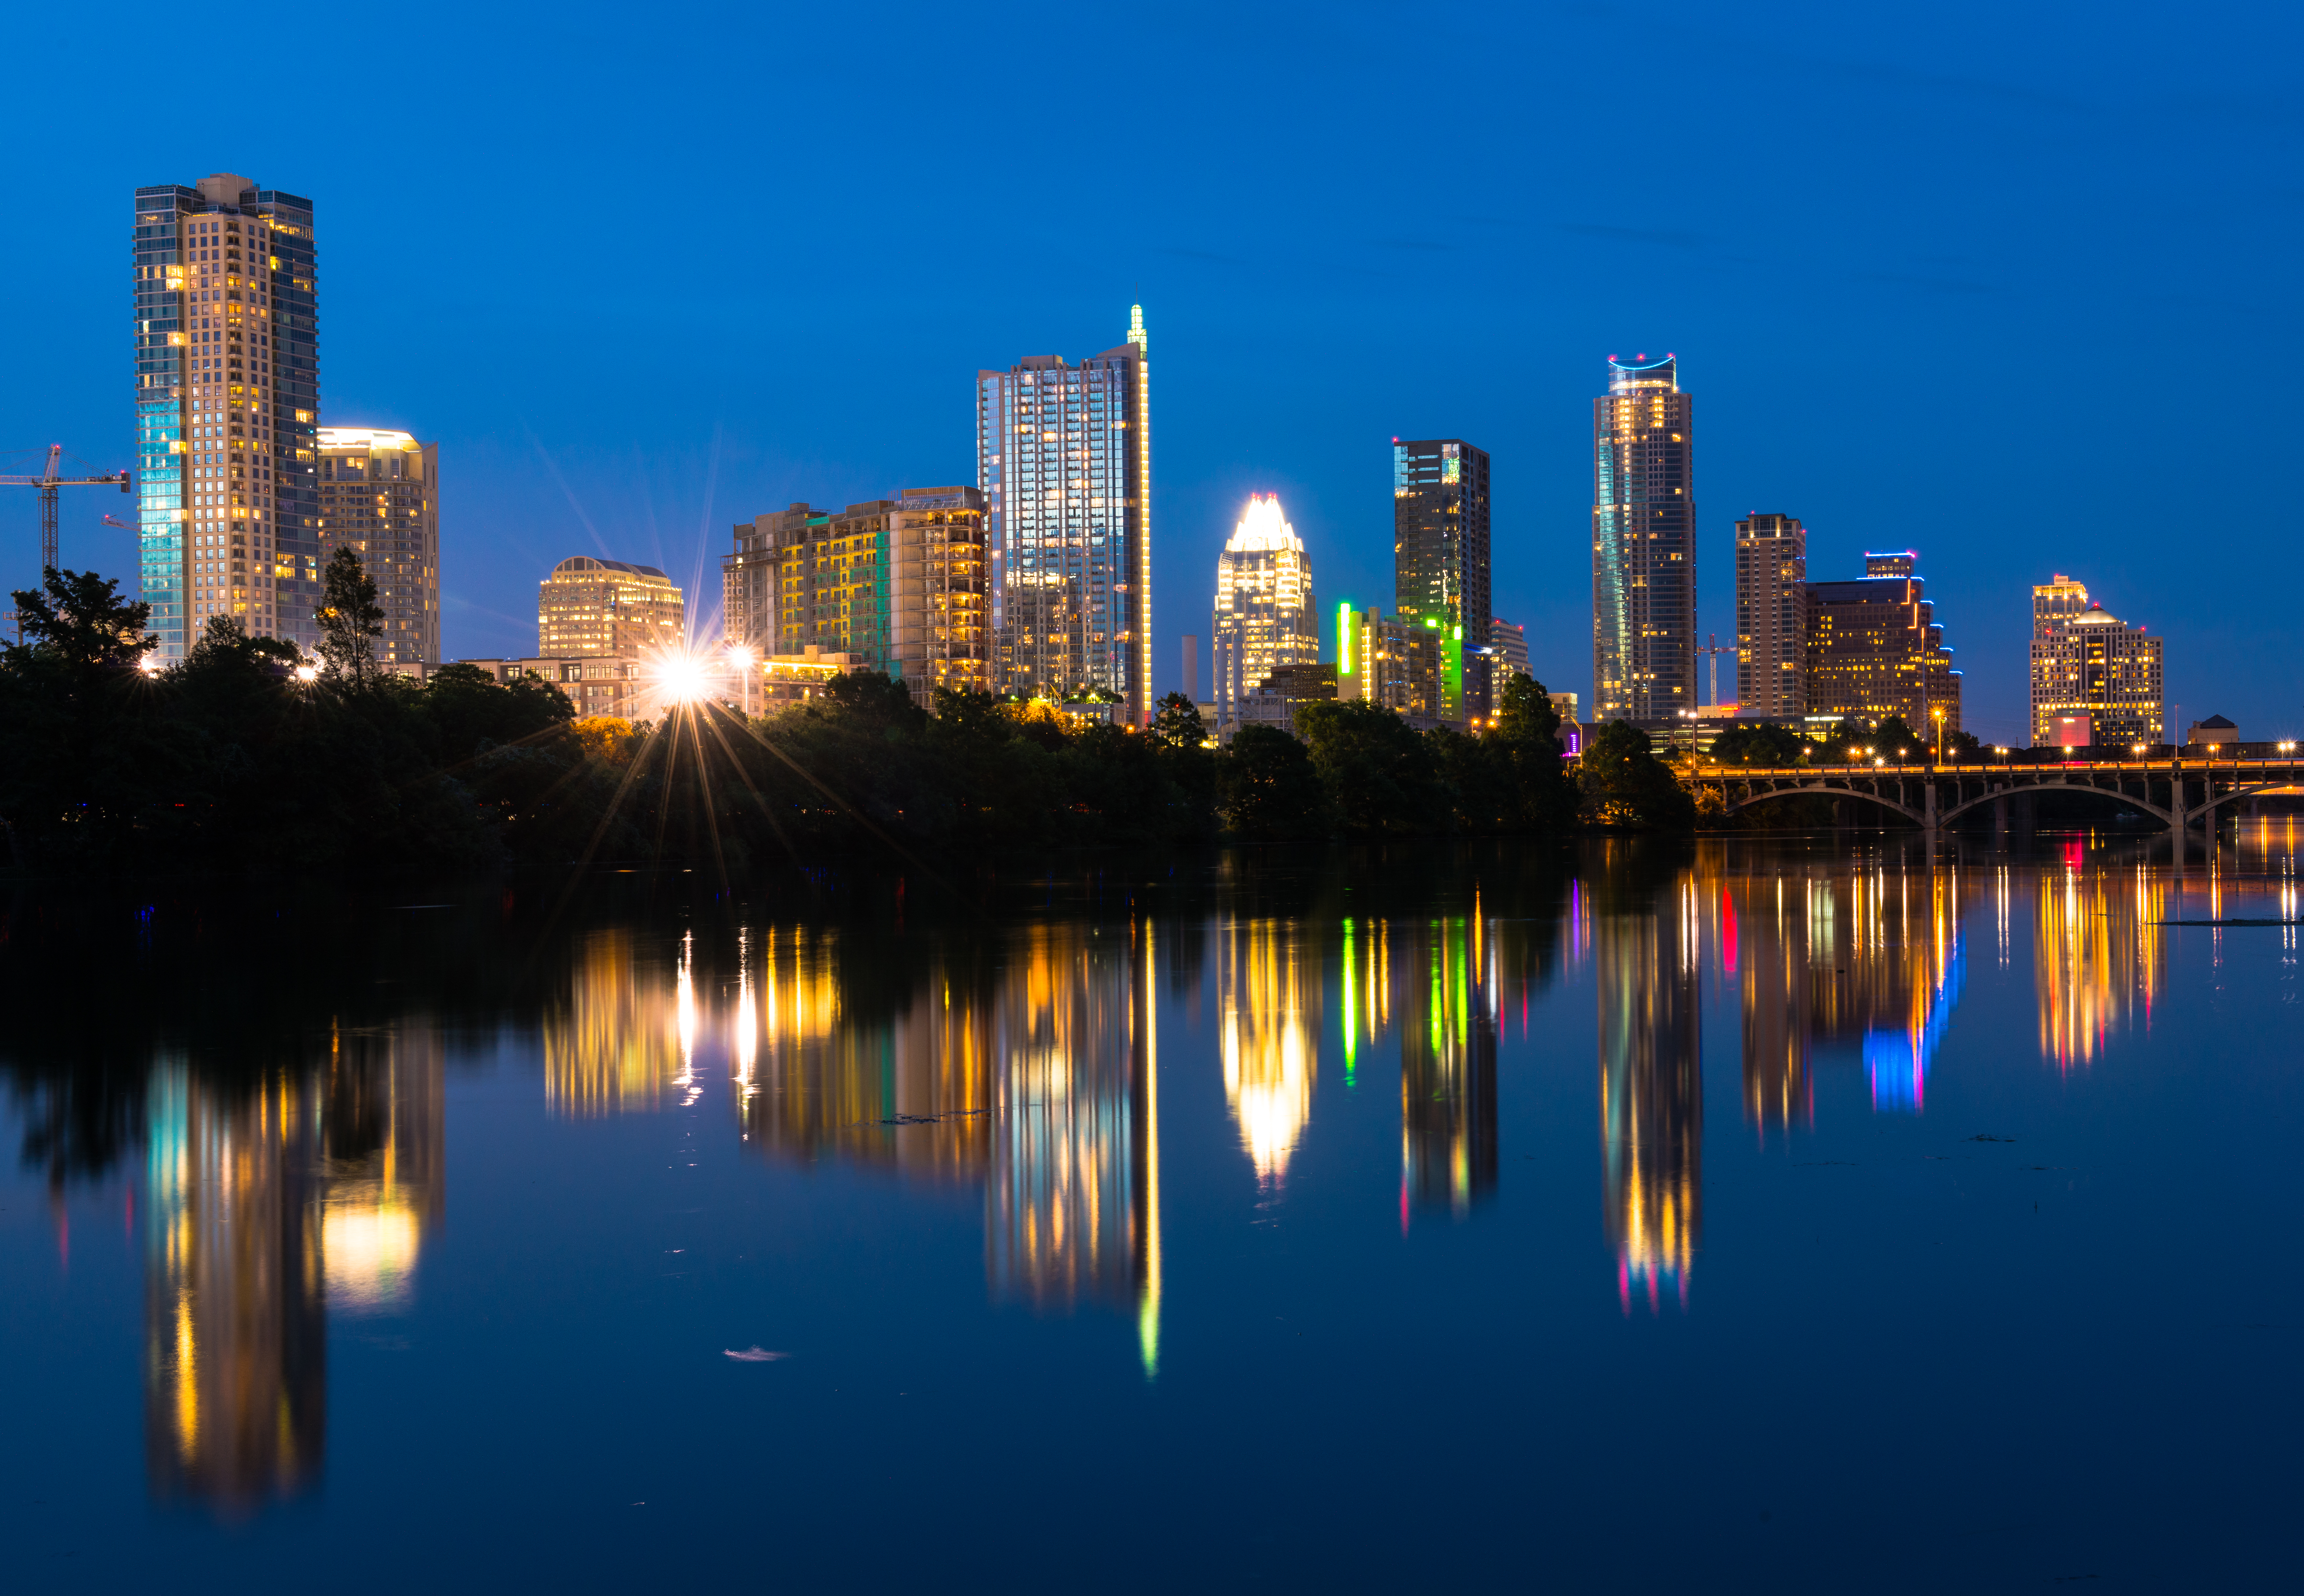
0, 568, 1705, 876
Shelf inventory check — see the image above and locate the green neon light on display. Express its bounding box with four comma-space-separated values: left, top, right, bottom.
1341, 918, 1357, 1075
1338, 601, 1354, 675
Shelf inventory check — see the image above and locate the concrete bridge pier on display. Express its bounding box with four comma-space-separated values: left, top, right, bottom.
1992, 789, 2008, 845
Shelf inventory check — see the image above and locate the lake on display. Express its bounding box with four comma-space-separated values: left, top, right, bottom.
4, 827, 2300, 1591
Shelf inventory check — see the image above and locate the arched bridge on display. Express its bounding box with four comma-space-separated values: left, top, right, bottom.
1686, 753, 2304, 835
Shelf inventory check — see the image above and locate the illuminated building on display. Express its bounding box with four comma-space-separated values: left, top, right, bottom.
1596, 878, 1701, 1311
1804, 551, 1963, 736
1217, 919, 1317, 1184
2028, 574, 2163, 745
1592, 354, 1695, 722
1212, 494, 1319, 736
1237, 661, 1337, 738
1335, 603, 1453, 725
1399, 917, 1497, 1216
317, 428, 438, 666
976, 307, 1152, 722
1491, 617, 1529, 682
1393, 438, 1490, 712
132, 172, 321, 660
725, 488, 991, 704
1733, 513, 1806, 719
537, 556, 684, 659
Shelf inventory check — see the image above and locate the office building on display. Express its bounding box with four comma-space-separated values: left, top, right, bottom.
1211, 494, 1318, 734
726, 488, 990, 705
317, 428, 437, 666
1336, 604, 1451, 725
1394, 439, 1491, 708
538, 556, 684, 659
1490, 617, 1529, 682
2029, 574, 2163, 745
132, 173, 321, 661
1734, 513, 1806, 718
1237, 661, 1337, 739
1805, 551, 1962, 735
1591, 354, 1696, 721
976, 307, 1152, 722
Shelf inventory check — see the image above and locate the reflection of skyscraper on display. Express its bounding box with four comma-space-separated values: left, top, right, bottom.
740, 928, 994, 1181
144, 1064, 326, 1513
544, 930, 680, 1116
1399, 917, 1497, 1217
2035, 865, 2164, 1069
1218, 919, 1317, 1185
1597, 882, 1701, 1312
987, 924, 1155, 1321
319, 1022, 446, 1315
1728, 877, 1812, 1136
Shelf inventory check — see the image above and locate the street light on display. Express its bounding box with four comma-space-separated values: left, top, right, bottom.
294, 663, 318, 683
727, 643, 757, 718
1931, 705, 1946, 763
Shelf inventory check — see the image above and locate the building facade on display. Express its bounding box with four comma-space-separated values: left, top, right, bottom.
1804, 552, 1962, 735
976, 306, 1151, 722
132, 173, 322, 661
1393, 437, 1491, 659
1490, 617, 1529, 682
1336, 604, 1451, 725
1592, 354, 1695, 722
1211, 494, 1318, 735
1237, 661, 1338, 739
2028, 575, 2162, 744
538, 556, 684, 658
1733, 513, 1806, 718
726, 488, 991, 704
317, 428, 437, 666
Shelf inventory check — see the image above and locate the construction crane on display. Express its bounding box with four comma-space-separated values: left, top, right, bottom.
1695, 632, 1735, 709
3, 445, 132, 574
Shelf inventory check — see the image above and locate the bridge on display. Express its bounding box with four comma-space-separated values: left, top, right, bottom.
1685, 753, 2304, 843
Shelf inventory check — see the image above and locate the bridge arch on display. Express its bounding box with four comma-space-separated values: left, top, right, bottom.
2192, 781, 2304, 821
1938, 783, 2174, 828
1718, 784, 1922, 826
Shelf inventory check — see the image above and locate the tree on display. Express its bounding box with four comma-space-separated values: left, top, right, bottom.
1489, 674, 1579, 828
4, 567, 154, 683
1872, 714, 1922, 760
1219, 724, 1330, 838
1578, 719, 1697, 827
315, 545, 385, 684
1709, 721, 1806, 766
1148, 691, 1207, 751
1295, 699, 1442, 834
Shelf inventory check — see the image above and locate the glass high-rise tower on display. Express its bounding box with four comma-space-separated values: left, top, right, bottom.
131, 173, 320, 661
1393, 437, 1490, 717
1211, 494, 1318, 734
1592, 354, 1694, 722
976, 307, 1151, 723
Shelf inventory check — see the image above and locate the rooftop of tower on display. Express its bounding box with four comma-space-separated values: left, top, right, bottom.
1607, 352, 1678, 392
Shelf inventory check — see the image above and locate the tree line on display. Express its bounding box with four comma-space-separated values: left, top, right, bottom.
0, 561, 1701, 876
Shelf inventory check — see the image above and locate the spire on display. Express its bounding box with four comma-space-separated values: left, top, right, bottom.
1128, 302, 1147, 353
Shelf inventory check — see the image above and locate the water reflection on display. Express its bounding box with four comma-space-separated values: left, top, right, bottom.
142, 1023, 443, 1514
1399, 917, 1497, 1218
545, 929, 680, 1116
1219, 919, 1315, 1186
1597, 874, 1702, 1313
2036, 864, 2163, 1069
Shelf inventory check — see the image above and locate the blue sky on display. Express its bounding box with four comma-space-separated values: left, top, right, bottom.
1, 0, 2297, 741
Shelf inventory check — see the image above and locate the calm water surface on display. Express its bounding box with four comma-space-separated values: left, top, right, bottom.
4, 831, 2301, 1592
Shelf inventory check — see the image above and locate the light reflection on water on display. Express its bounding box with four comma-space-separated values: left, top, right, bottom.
10, 824, 2304, 1584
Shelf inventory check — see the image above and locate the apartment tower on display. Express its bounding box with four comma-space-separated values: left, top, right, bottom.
1592, 354, 1695, 721
537, 557, 684, 658
2029, 575, 2163, 745
1393, 438, 1491, 713
1804, 552, 1963, 735
976, 307, 1151, 722
317, 428, 438, 667
1733, 513, 1806, 718
131, 173, 321, 660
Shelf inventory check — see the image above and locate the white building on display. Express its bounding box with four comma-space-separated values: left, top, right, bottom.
1211, 495, 1318, 736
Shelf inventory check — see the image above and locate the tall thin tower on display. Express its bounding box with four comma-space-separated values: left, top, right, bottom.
131, 173, 320, 661
1592, 354, 1695, 722
1733, 513, 1806, 718
976, 306, 1151, 724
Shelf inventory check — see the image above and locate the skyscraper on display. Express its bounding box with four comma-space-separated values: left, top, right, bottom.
1393, 438, 1490, 643
131, 173, 320, 661
317, 428, 438, 667
976, 307, 1151, 723
1733, 513, 1806, 718
538, 557, 684, 658
2029, 575, 2163, 745
1804, 551, 1962, 735
1591, 354, 1695, 722
1211, 494, 1317, 734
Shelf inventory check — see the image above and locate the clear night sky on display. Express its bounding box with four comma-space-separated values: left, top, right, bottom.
1, 0, 2294, 742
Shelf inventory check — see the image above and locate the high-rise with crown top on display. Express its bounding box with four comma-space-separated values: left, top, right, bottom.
1591, 354, 1695, 721
1211, 494, 1318, 734
131, 173, 320, 661
976, 307, 1151, 723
